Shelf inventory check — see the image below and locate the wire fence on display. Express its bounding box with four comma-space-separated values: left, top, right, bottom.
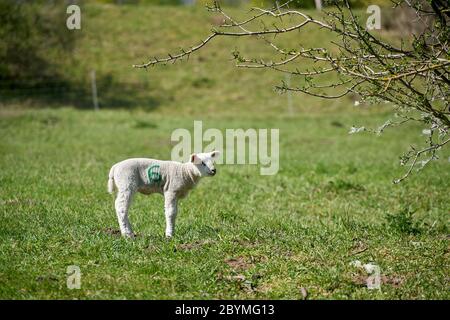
0, 71, 161, 111
0, 75, 93, 109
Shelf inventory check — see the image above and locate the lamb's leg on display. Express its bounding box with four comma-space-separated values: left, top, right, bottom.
115, 190, 135, 238
164, 192, 178, 238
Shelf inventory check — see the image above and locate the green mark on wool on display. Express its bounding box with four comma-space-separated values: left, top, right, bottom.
147, 164, 161, 185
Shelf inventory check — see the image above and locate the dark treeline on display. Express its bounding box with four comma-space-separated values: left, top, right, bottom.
0, 1, 77, 86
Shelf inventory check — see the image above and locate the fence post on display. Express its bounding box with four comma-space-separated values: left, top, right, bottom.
315, 0, 322, 11
90, 70, 99, 111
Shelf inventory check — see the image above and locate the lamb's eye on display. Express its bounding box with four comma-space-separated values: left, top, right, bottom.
201, 161, 206, 167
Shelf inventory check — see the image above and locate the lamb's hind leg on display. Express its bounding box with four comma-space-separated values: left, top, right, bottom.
115, 190, 135, 238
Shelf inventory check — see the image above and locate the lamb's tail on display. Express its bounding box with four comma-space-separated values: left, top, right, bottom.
107, 165, 116, 194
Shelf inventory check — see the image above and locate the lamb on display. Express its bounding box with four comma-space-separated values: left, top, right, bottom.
107, 151, 220, 238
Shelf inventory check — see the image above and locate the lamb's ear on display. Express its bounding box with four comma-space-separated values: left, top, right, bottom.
190, 153, 201, 164
211, 150, 220, 158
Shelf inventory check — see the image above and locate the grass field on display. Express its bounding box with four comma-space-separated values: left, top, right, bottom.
0, 4, 448, 299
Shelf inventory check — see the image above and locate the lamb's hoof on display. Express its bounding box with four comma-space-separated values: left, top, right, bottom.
123, 233, 135, 239
165, 234, 173, 240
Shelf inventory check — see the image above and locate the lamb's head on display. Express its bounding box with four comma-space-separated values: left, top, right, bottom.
190, 151, 220, 177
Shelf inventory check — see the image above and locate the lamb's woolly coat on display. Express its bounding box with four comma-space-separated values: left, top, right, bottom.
108, 151, 218, 238
108, 158, 201, 198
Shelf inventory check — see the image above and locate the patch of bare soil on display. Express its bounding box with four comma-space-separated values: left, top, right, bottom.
217, 271, 262, 293
177, 239, 213, 251
349, 239, 369, 256
231, 239, 260, 249
224, 256, 254, 271
102, 227, 122, 237
352, 274, 404, 288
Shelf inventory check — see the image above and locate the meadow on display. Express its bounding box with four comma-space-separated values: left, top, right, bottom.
0, 3, 448, 299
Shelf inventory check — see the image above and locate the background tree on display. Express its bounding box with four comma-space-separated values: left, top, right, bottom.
0, 1, 77, 90
134, 0, 449, 183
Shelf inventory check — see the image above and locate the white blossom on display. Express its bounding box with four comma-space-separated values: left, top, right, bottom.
349, 126, 365, 134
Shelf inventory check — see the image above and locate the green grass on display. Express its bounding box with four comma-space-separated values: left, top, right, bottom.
0, 4, 448, 299
0, 108, 448, 299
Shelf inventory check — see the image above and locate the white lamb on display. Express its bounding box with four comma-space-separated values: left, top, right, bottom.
107, 151, 220, 238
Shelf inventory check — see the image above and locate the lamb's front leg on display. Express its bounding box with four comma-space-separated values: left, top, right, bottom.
164, 192, 178, 238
